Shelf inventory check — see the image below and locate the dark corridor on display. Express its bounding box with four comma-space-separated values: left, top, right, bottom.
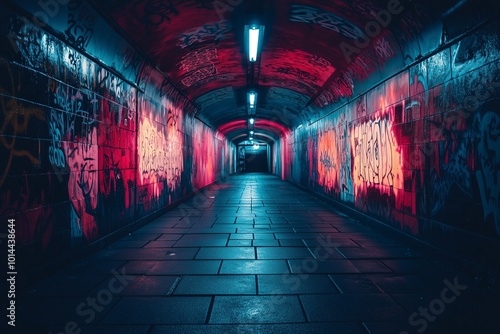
245, 152, 267, 172
244, 146, 268, 173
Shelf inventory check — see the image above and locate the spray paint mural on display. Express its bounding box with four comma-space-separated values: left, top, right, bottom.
0, 9, 230, 269
317, 110, 353, 202
284, 21, 500, 239
137, 96, 186, 211
192, 125, 216, 189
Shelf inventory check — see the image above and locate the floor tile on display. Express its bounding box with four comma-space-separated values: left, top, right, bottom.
228, 239, 253, 246
149, 260, 221, 275
258, 274, 339, 294
288, 259, 360, 274
92, 248, 167, 260
209, 296, 305, 323
120, 261, 158, 275
174, 275, 256, 295
156, 234, 184, 241
253, 239, 280, 246
163, 248, 200, 259
101, 297, 211, 324
329, 274, 383, 294
220, 260, 290, 274
174, 235, 228, 247
257, 247, 313, 259
350, 259, 393, 273
144, 240, 177, 248
196, 247, 255, 259
337, 246, 422, 259
300, 294, 408, 322
121, 276, 179, 295
110, 240, 151, 248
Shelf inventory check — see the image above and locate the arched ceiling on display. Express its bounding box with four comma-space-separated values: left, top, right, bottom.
217, 119, 286, 143
90, 0, 467, 141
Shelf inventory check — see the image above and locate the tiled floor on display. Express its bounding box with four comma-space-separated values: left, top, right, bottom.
18, 174, 499, 333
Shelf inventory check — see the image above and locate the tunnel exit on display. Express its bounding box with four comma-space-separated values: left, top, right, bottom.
238, 142, 270, 173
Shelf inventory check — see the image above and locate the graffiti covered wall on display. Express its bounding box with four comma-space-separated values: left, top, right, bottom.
0, 7, 228, 269
284, 21, 500, 242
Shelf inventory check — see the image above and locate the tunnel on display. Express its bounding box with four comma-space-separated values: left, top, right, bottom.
1, 0, 499, 332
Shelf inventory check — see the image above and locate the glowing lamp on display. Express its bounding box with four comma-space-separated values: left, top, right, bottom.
249, 27, 260, 62
246, 25, 264, 62
248, 92, 256, 108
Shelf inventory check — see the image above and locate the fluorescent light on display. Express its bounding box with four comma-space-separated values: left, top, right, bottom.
249, 92, 256, 108
249, 137, 253, 140
250, 130, 254, 135
249, 27, 260, 62
253, 144, 259, 149
297, 124, 303, 129
249, 118, 254, 125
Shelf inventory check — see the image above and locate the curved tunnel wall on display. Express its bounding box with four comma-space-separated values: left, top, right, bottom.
280, 19, 500, 262
0, 3, 232, 272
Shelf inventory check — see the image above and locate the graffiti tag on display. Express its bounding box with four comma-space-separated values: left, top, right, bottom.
351, 115, 397, 187
181, 64, 217, 87
289, 4, 364, 39
178, 22, 232, 48
178, 48, 218, 73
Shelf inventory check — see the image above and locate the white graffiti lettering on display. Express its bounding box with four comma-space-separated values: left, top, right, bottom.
351, 116, 396, 187
138, 110, 184, 192
178, 48, 218, 73
181, 64, 217, 87
374, 37, 394, 59
139, 117, 168, 181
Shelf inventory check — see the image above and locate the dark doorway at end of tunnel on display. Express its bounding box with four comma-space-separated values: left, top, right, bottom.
240, 144, 269, 173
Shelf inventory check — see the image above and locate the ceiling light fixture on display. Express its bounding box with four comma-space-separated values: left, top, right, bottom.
249, 118, 255, 125
249, 27, 260, 62
248, 92, 256, 108
246, 25, 264, 62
